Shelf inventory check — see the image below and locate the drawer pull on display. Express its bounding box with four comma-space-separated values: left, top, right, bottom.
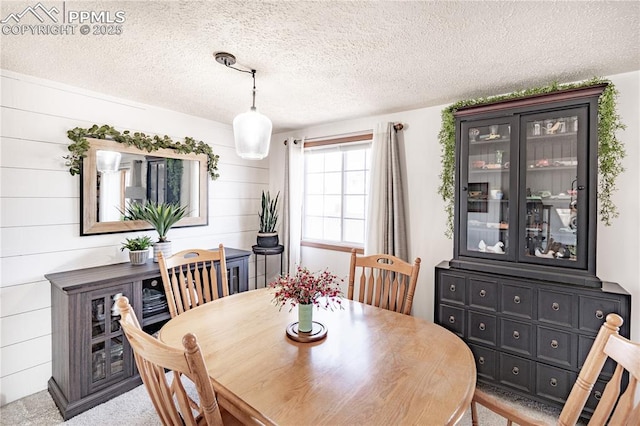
479, 322, 486, 331
513, 295, 521, 304
594, 391, 602, 400
552, 302, 560, 311
479, 289, 487, 297
513, 330, 520, 339
450, 284, 456, 292
512, 367, 519, 376
551, 339, 559, 349
478, 356, 485, 365
449, 316, 456, 324
595, 310, 604, 320
550, 378, 558, 387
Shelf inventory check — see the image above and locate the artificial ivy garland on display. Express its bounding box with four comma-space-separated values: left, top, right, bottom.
437, 77, 626, 238
64, 124, 220, 180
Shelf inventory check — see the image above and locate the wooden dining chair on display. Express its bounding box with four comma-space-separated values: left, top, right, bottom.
159, 244, 229, 318
117, 296, 226, 425
347, 249, 421, 315
471, 313, 640, 425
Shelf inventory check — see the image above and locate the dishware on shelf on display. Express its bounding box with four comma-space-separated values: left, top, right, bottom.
533, 121, 541, 135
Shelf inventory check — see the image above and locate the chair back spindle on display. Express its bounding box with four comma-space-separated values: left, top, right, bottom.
348, 249, 421, 315
159, 244, 229, 318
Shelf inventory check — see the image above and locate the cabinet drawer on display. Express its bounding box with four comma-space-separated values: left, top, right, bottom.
439, 305, 465, 337
469, 278, 498, 311
578, 295, 620, 334
500, 318, 533, 356
501, 282, 533, 319
499, 353, 533, 393
538, 289, 573, 327
537, 326, 574, 367
536, 363, 576, 404
439, 273, 466, 305
468, 311, 497, 346
578, 335, 616, 376
469, 344, 497, 381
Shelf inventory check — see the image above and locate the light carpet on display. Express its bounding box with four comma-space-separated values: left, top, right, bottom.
0, 380, 578, 426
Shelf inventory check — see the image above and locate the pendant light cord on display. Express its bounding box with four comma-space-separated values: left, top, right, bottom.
219, 60, 258, 109
252, 70, 257, 109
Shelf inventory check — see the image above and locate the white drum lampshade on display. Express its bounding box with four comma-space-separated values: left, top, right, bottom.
233, 106, 272, 160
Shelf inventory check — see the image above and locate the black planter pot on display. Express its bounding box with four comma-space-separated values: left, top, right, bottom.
257, 232, 279, 248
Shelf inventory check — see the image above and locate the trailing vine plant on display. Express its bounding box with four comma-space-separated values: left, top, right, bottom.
64, 124, 220, 180
437, 77, 625, 238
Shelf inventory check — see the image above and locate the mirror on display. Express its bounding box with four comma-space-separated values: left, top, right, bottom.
81, 138, 208, 235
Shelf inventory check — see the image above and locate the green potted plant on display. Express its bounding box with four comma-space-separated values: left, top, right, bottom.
122, 201, 189, 262
257, 190, 280, 248
120, 235, 153, 265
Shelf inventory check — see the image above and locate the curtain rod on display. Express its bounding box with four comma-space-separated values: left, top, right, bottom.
284, 122, 404, 145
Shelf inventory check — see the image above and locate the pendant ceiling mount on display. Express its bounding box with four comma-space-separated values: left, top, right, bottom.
214, 52, 236, 67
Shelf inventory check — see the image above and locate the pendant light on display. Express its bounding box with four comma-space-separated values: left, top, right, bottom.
215, 52, 272, 160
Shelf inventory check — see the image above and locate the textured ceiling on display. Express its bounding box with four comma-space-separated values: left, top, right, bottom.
1, 1, 639, 132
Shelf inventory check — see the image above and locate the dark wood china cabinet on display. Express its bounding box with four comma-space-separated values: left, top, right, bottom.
434, 85, 630, 418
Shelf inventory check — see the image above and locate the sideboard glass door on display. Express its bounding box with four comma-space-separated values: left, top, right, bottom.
84, 285, 131, 396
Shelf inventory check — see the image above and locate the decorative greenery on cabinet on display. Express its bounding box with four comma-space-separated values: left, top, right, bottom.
438, 78, 625, 238
65, 124, 220, 180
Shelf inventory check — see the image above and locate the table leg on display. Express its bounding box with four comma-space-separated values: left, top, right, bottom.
254, 253, 257, 290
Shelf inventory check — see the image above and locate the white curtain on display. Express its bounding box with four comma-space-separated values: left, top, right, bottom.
365, 122, 408, 260
282, 137, 305, 273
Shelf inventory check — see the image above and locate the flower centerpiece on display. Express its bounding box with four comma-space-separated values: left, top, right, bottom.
269, 266, 343, 334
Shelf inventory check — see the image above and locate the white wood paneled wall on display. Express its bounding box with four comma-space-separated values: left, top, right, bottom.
0, 70, 270, 405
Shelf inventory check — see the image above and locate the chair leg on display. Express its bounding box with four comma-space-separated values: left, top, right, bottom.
471, 401, 479, 426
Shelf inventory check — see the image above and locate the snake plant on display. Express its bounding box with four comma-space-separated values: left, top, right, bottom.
259, 191, 280, 233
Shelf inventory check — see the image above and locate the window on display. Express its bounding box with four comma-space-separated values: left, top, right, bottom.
302, 140, 371, 247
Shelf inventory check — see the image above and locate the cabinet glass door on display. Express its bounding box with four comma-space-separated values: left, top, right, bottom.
460, 118, 517, 260
519, 108, 587, 269
86, 286, 130, 394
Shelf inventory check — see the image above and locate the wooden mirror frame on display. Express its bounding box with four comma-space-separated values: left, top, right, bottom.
81, 138, 209, 235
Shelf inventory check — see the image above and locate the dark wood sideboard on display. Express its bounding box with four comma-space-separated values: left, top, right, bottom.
45, 247, 251, 420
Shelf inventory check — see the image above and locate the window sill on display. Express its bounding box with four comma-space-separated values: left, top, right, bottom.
301, 240, 364, 254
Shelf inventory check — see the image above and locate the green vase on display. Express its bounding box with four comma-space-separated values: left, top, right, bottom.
298, 303, 313, 333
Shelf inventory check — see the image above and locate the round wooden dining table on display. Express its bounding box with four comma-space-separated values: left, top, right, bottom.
159, 288, 476, 425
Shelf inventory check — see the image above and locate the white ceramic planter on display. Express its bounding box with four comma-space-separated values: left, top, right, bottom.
128, 249, 149, 265
153, 241, 172, 262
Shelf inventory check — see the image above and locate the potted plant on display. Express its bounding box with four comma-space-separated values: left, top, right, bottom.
122, 201, 189, 262
269, 266, 343, 333
120, 235, 152, 265
258, 190, 280, 247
